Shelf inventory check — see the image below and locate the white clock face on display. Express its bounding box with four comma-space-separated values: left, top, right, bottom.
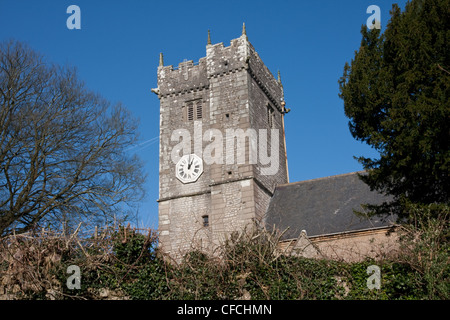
176, 154, 203, 184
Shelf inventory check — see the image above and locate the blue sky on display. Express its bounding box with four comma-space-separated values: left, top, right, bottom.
0, 0, 407, 228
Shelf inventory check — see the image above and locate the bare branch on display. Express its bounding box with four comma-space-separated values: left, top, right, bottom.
0, 40, 145, 236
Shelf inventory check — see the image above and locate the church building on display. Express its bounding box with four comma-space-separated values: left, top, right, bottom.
152, 25, 397, 262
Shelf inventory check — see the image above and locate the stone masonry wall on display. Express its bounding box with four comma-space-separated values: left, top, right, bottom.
156, 32, 288, 259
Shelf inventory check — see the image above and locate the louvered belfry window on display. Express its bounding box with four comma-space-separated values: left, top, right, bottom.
185, 99, 202, 121
187, 102, 194, 121
196, 101, 202, 119
267, 104, 274, 128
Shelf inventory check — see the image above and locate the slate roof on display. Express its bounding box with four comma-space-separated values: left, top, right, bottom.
265, 172, 395, 240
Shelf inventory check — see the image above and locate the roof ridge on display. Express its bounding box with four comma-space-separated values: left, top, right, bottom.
276, 170, 366, 188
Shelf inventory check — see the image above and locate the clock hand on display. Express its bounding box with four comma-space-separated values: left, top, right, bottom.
188, 155, 193, 169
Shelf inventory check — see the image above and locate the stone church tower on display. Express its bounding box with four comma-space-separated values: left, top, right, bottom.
153, 25, 289, 259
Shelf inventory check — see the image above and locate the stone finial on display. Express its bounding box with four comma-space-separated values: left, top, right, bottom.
242, 22, 247, 37
207, 29, 211, 45
277, 70, 283, 87
159, 52, 164, 67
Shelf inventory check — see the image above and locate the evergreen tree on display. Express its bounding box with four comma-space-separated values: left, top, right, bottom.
338, 0, 449, 218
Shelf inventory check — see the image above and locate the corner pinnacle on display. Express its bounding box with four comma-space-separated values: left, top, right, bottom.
159, 52, 164, 67
242, 23, 247, 37
207, 29, 211, 45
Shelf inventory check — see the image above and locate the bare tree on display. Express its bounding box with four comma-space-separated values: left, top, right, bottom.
0, 40, 146, 236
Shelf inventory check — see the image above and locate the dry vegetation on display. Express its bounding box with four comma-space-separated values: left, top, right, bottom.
0, 205, 448, 300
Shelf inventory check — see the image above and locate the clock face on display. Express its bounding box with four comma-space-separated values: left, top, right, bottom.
176, 154, 203, 184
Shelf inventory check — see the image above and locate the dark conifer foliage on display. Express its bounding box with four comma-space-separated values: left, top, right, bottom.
339, 0, 449, 218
